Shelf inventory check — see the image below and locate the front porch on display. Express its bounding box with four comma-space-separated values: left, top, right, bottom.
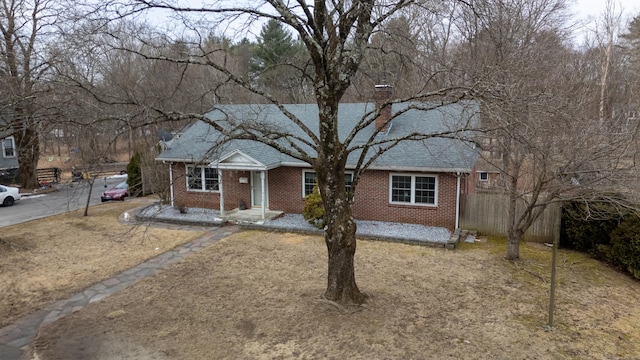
214, 151, 273, 219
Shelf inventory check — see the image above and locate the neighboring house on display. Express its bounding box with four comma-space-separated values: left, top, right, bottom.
156, 89, 480, 230
474, 156, 503, 190
0, 133, 18, 183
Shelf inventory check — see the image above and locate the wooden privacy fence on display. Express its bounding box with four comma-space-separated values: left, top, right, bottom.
37, 167, 61, 184
74, 162, 128, 180
460, 191, 561, 243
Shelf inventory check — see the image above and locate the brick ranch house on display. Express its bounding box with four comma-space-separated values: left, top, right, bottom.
156, 90, 480, 231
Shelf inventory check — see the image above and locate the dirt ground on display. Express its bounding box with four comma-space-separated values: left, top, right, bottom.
0, 201, 206, 328
31, 231, 640, 359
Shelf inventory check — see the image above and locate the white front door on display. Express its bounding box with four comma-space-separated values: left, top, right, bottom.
251, 171, 268, 207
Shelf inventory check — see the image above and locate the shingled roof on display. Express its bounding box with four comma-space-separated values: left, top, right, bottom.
157, 101, 480, 173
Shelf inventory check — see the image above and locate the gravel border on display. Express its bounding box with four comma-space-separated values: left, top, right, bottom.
137, 204, 455, 248
137, 204, 225, 227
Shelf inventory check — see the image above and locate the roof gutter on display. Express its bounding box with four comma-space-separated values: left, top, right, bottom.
157, 158, 474, 174
279, 161, 473, 173
365, 165, 474, 173
155, 157, 200, 163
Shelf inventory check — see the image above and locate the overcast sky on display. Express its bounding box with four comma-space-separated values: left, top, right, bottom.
151, 0, 640, 43
569, 0, 639, 44
573, 0, 639, 20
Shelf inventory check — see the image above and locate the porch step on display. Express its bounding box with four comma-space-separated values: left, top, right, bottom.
221, 208, 283, 224
448, 229, 471, 249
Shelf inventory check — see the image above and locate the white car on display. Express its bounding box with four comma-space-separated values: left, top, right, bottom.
0, 184, 20, 206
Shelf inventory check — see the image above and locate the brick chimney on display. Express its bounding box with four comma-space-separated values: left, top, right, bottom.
374, 84, 392, 133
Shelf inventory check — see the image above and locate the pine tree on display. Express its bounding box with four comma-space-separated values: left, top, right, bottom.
251, 20, 309, 102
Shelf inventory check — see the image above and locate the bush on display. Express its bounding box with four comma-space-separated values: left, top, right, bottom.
609, 215, 640, 280
561, 200, 640, 280
303, 185, 326, 229
560, 202, 621, 260
126, 152, 143, 197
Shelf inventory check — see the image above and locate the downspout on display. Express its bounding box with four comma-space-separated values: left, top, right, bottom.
455, 172, 461, 230
169, 163, 174, 207
219, 170, 225, 216
260, 170, 265, 220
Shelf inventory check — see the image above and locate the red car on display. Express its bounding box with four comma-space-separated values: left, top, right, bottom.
101, 181, 129, 202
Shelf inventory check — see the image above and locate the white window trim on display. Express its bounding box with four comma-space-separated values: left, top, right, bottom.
185, 164, 220, 192
2, 136, 15, 158
302, 170, 354, 198
302, 170, 316, 198
478, 171, 489, 182
388, 173, 438, 207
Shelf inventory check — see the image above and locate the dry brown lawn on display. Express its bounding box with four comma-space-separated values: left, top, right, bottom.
0, 201, 206, 328
32, 231, 640, 360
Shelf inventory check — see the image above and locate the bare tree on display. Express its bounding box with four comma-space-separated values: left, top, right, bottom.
52, 17, 228, 161
454, 0, 638, 260
80, 0, 479, 305
0, 0, 63, 188
590, 0, 625, 123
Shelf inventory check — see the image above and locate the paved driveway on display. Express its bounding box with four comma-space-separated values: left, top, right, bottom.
0, 177, 126, 228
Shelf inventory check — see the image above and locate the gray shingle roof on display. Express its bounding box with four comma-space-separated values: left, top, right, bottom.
157, 101, 480, 172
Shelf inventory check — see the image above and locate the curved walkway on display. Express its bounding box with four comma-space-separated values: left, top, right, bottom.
0, 223, 239, 360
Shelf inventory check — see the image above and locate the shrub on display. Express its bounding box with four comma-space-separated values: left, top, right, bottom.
177, 203, 188, 214
609, 215, 640, 280
126, 152, 143, 197
560, 202, 620, 260
561, 200, 640, 280
303, 185, 326, 229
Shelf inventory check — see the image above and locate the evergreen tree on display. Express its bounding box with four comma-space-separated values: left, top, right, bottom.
126, 152, 142, 197
251, 20, 310, 102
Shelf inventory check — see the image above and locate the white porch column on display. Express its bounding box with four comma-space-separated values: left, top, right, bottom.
455, 172, 461, 230
260, 170, 266, 220
169, 163, 174, 207
219, 170, 225, 216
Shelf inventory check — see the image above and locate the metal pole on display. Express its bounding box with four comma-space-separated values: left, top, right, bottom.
261, 170, 265, 220
548, 205, 561, 328
169, 163, 174, 207
455, 172, 461, 229
219, 170, 224, 216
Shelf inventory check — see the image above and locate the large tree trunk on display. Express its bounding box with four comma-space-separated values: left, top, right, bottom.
315, 97, 367, 304
507, 226, 523, 261
323, 199, 366, 304
506, 176, 521, 260
14, 124, 41, 189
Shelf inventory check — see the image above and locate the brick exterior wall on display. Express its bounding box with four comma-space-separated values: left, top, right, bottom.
268, 167, 305, 213
171, 163, 472, 230
171, 165, 253, 211
223, 170, 253, 210
350, 170, 458, 230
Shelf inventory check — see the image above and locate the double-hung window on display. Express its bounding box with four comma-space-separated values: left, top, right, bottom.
303, 171, 317, 196
302, 170, 353, 197
186, 165, 219, 191
389, 174, 437, 206
2, 137, 15, 158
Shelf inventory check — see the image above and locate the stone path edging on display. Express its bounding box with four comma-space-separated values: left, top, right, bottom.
239, 223, 460, 249
0, 224, 239, 360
